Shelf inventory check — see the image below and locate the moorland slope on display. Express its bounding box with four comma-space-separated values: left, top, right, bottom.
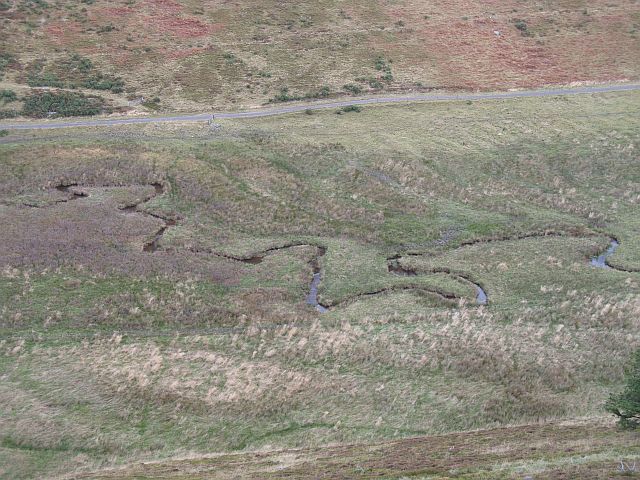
1, 0, 639, 114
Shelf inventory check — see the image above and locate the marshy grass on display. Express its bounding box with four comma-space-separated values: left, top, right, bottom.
0, 90, 639, 478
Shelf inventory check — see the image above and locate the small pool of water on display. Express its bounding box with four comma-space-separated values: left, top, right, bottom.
591, 239, 619, 269
306, 272, 328, 312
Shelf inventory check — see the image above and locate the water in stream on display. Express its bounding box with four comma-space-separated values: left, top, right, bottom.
476, 286, 488, 305
591, 239, 619, 269
306, 272, 328, 312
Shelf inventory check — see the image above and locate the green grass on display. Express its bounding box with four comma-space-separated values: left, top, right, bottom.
0, 90, 639, 478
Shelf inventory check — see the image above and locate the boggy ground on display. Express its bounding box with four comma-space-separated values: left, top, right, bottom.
0, 91, 639, 478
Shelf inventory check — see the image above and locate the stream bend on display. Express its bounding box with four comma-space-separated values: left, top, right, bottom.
40, 185, 638, 312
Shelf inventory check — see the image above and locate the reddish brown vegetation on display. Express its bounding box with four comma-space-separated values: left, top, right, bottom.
43, 22, 84, 46
378, 1, 640, 89
145, 0, 183, 15
96, 6, 136, 18
142, 0, 216, 38
418, 16, 636, 89
151, 16, 216, 38
2, 0, 638, 109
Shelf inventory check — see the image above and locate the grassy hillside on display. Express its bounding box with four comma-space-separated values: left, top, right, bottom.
0, 0, 639, 114
0, 90, 639, 478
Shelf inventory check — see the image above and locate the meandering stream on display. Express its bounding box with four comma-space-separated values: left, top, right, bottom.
109, 186, 629, 311
47, 182, 635, 312
387, 259, 488, 306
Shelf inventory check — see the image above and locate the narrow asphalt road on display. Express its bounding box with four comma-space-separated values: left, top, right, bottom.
2, 83, 639, 130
